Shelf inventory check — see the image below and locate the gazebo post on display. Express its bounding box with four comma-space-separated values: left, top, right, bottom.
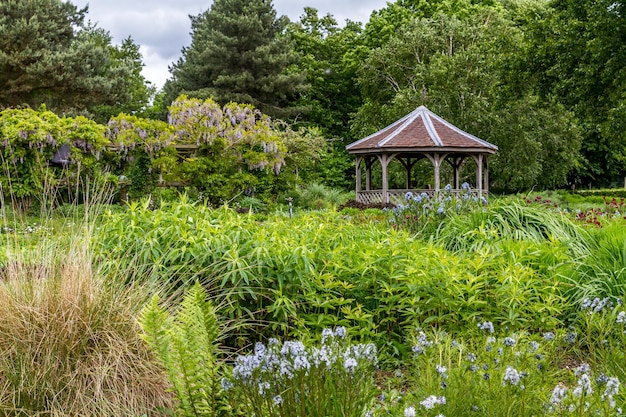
476, 154, 484, 194
365, 157, 372, 191
398, 157, 415, 189
452, 157, 463, 189
380, 154, 390, 203
433, 154, 441, 191
355, 156, 362, 195
483, 157, 489, 194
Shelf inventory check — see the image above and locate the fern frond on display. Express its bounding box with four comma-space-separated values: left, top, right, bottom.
138, 294, 173, 368
140, 283, 223, 417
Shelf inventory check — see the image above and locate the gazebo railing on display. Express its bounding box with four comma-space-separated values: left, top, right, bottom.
356, 189, 487, 205
356, 190, 385, 205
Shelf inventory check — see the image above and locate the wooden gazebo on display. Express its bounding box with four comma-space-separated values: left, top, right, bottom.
346, 106, 498, 204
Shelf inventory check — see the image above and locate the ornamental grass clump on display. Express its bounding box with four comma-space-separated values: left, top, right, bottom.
224, 326, 378, 417
0, 199, 172, 416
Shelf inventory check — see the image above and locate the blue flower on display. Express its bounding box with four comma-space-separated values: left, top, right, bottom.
550, 384, 567, 407
564, 331, 577, 344
254, 342, 266, 357
334, 326, 346, 339
412, 331, 432, 354
503, 337, 516, 347
444, 184, 452, 191
221, 378, 233, 391
573, 374, 593, 397
321, 328, 334, 344
502, 366, 522, 387
419, 395, 446, 410
343, 357, 358, 373
478, 321, 494, 333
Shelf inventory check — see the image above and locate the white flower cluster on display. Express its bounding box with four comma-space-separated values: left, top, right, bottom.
412, 331, 432, 354
581, 297, 613, 314
419, 395, 446, 410
229, 327, 377, 396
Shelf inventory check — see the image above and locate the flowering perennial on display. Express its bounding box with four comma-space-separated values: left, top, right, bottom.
420, 395, 446, 410
226, 327, 378, 417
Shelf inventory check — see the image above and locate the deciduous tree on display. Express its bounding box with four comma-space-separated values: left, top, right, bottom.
524, 0, 626, 185
354, 8, 582, 191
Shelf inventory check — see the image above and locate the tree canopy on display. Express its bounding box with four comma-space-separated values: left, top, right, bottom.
165, 0, 307, 119
2, 0, 626, 195
523, 0, 626, 185
0, 0, 153, 118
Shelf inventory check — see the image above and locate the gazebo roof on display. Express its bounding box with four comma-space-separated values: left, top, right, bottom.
346, 105, 498, 154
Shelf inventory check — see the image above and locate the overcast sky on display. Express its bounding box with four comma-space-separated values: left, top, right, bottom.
82, 0, 390, 90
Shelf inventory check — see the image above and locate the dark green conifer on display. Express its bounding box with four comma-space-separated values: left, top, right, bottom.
0, 0, 152, 117
167, 0, 307, 118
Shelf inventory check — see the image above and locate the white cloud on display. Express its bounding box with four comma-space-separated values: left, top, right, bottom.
83, 0, 389, 89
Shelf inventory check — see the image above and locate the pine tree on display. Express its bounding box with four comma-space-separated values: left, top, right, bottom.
167, 0, 307, 118
0, 0, 152, 116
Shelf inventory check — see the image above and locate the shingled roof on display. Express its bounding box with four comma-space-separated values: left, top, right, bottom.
346, 106, 498, 153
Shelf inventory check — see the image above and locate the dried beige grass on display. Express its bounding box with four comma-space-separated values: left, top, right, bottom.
0, 215, 173, 416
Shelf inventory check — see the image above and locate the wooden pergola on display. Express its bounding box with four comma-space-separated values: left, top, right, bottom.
346, 106, 498, 204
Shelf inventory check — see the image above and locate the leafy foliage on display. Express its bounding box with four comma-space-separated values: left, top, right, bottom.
288, 8, 364, 140
0, 106, 108, 210
524, 0, 626, 183
139, 282, 228, 417
96, 198, 595, 361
